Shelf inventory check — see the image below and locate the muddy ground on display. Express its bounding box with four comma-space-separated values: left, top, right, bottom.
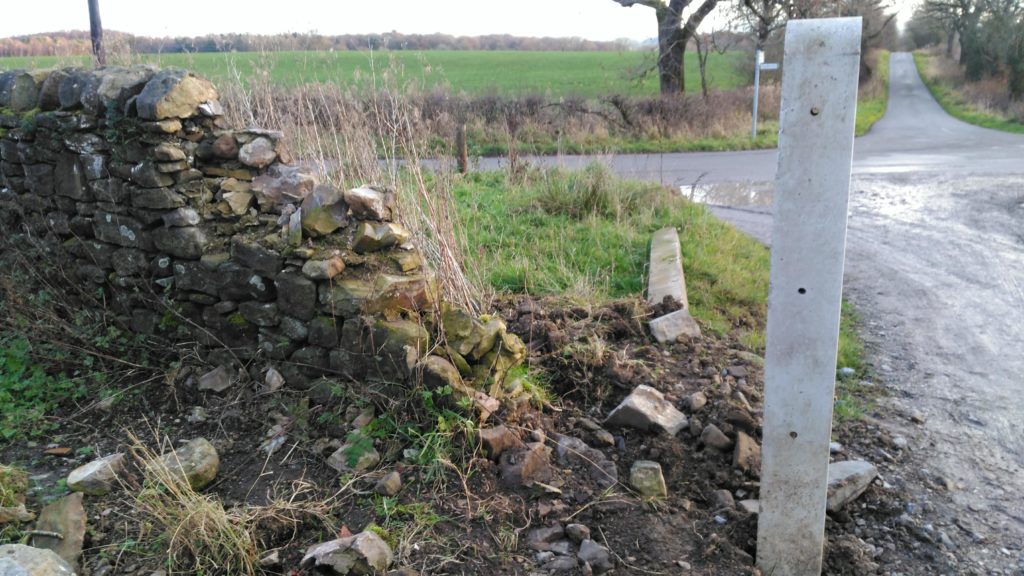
1, 292, 959, 575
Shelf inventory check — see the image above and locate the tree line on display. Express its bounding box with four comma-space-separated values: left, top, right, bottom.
906, 0, 1023, 98
0, 30, 639, 58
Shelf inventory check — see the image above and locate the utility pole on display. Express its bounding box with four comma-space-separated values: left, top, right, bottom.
88, 0, 106, 66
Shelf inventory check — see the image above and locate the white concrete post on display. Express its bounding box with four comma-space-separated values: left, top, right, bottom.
756, 17, 862, 576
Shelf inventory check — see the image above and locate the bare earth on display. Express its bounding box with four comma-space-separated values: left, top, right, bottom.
507, 53, 1024, 573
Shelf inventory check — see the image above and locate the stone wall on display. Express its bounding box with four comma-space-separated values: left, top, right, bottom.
0, 66, 524, 412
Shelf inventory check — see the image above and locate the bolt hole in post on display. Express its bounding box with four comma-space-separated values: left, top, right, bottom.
790, 431, 798, 439
810, 107, 820, 116
798, 287, 807, 294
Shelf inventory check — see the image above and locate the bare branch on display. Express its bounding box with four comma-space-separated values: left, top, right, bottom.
611, 0, 664, 8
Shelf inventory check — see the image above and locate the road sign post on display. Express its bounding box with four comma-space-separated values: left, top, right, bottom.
756, 17, 862, 576
751, 50, 779, 138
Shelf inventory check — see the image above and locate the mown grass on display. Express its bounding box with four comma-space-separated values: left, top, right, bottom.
914, 51, 1024, 134
0, 50, 749, 98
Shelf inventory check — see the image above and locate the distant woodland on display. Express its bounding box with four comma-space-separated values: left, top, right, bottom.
0, 30, 643, 57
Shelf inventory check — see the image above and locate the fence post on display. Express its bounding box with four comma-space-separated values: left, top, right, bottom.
455, 122, 468, 174
756, 17, 862, 576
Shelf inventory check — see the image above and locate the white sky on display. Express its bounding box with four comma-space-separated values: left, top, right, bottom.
1, 0, 658, 41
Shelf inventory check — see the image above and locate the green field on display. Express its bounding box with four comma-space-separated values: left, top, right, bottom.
0, 50, 749, 97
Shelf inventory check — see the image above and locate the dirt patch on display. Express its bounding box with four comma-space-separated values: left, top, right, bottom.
0, 295, 950, 575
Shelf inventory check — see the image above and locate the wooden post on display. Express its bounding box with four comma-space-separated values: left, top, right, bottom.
455, 122, 468, 174
88, 0, 106, 66
756, 17, 861, 576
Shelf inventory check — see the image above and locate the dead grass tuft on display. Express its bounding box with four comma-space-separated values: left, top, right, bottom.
127, 431, 337, 576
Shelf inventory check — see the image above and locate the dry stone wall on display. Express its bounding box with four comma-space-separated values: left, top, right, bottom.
0, 66, 525, 411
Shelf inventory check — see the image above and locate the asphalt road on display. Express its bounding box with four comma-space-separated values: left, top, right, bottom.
486, 52, 1024, 571
721, 54, 1024, 573
712, 53, 1024, 573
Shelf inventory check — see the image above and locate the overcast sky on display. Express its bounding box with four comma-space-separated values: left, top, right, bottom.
1, 0, 659, 41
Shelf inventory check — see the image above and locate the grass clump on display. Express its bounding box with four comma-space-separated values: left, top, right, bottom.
0, 464, 28, 508
129, 433, 335, 576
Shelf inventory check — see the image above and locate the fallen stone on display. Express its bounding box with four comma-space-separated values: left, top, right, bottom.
301, 531, 394, 574
542, 555, 579, 572
733, 431, 761, 474
724, 408, 759, 435
264, 367, 285, 392
738, 499, 761, 514
826, 460, 878, 513
629, 460, 667, 498
526, 524, 565, 551
0, 544, 75, 575
711, 489, 735, 510
67, 453, 125, 496
565, 524, 590, 544
259, 549, 281, 567
31, 492, 86, 569
197, 365, 233, 393
499, 442, 552, 488
648, 308, 702, 344
478, 425, 525, 460
375, 471, 402, 497
591, 429, 615, 447
577, 539, 613, 575
604, 385, 687, 436
345, 186, 396, 221
685, 391, 707, 412
700, 424, 733, 451
0, 505, 35, 524
327, 441, 381, 474
554, 435, 618, 489
156, 437, 220, 489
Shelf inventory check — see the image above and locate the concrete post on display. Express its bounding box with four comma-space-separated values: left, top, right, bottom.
756, 17, 862, 576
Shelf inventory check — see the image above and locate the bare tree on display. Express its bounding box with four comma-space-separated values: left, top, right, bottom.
87, 0, 105, 65
611, 0, 722, 95
739, 0, 789, 49
695, 29, 736, 98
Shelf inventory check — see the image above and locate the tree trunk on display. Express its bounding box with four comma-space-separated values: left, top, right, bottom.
945, 28, 955, 58
87, 0, 106, 66
656, 6, 685, 94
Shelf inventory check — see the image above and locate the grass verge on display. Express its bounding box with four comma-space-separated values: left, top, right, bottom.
455, 165, 867, 421
455, 165, 769, 339
855, 50, 891, 136
914, 51, 1024, 134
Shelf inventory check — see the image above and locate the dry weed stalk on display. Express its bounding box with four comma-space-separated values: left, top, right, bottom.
127, 431, 337, 576
221, 55, 481, 313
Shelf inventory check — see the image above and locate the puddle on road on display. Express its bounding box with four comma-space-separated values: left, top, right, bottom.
682, 181, 775, 208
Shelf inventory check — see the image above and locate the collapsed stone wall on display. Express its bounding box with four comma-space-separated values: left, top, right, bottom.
0, 66, 525, 413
